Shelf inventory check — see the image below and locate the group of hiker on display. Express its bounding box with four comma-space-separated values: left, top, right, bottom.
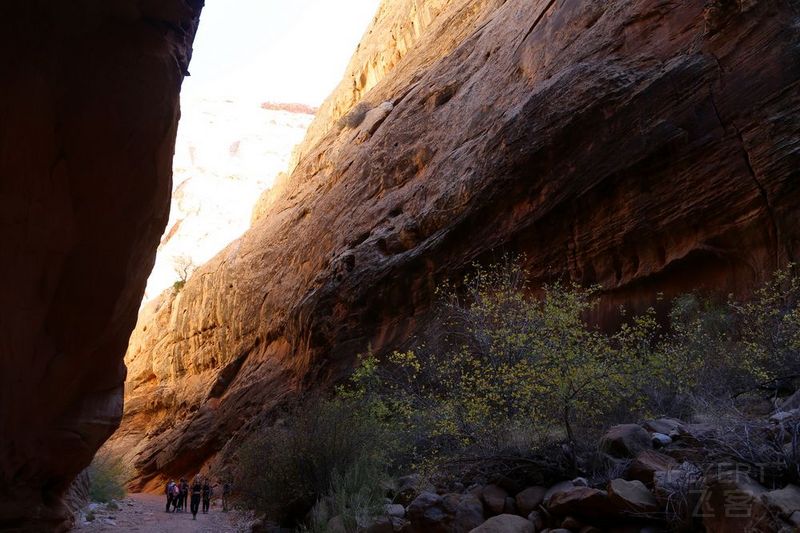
165, 477, 230, 519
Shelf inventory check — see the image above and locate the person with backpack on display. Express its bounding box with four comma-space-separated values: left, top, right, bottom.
165, 480, 175, 512
222, 480, 231, 512
201, 479, 212, 513
190, 476, 202, 519
171, 481, 181, 512
180, 478, 189, 511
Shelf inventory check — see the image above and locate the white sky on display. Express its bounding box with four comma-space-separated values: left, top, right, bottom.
182, 0, 381, 105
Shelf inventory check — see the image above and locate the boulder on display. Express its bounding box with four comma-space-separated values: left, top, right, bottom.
762, 484, 800, 518
407, 492, 447, 533
365, 516, 394, 533
408, 492, 485, 533
482, 484, 509, 515
780, 390, 800, 411
546, 487, 615, 520
527, 510, 545, 530
642, 418, 685, 435
386, 503, 406, 518
607, 479, 658, 513
626, 449, 678, 486
515, 486, 546, 516
453, 495, 487, 533
652, 462, 702, 507
651, 433, 672, 448
702, 474, 781, 533
543, 481, 575, 507
468, 514, 534, 533
599, 425, 652, 458
560, 516, 585, 529
770, 409, 800, 425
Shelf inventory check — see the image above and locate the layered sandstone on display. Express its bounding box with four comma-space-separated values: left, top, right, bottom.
0, 1, 202, 530
113, 0, 800, 491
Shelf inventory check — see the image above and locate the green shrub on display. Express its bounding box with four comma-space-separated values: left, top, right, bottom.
343, 260, 800, 484
88, 451, 127, 503
337, 102, 371, 130
663, 265, 800, 403
346, 260, 673, 463
302, 454, 387, 533
235, 398, 391, 527
172, 279, 186, 293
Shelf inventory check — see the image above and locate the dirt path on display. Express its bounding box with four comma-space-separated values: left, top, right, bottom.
73, 493, 252, 532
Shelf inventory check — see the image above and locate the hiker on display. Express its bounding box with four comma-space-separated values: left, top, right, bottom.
201, 478, 212, 513
165, 480, 175, 512
222, 480, 231, 512
171, 481, 181, 512
190, 476, 202, 519
180, 478, 189, 511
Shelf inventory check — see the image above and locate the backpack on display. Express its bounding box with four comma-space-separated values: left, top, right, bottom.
172, 484, 181, 497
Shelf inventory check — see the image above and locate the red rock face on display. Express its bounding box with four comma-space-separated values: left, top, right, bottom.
0, 2, 202, 530
111, 0, 799, 492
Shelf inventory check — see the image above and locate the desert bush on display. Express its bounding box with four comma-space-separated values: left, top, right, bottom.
345, 260, 800, 486
343, 258, 681, 483
87, 450, 127, 503
302, 454, 387, 533
663, 265, 800, 405
235, 398, 391, 527
691, 406, 800, 488
732, 266, 800, 393
337, 102, 371, 130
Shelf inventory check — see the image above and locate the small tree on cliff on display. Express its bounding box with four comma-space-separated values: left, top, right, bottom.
172, 254, 196, 292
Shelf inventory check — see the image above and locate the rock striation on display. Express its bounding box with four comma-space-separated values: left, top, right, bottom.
0, 1, 202, 530
112, 0, 800, 491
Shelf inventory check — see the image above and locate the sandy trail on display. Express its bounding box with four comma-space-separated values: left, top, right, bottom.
73, 493, 251, 532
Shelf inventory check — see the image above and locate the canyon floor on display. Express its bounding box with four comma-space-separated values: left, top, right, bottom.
73, 493, 250, 532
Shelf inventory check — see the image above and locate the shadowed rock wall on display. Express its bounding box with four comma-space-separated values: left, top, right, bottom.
0, 1, 202, 530
113, 0, 800, 491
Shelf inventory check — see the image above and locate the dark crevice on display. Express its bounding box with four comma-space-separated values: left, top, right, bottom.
707, 62, 781, 266
515, 0, 559, 53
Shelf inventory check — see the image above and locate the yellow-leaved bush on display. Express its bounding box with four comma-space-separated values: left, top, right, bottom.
343, 259, 800, 471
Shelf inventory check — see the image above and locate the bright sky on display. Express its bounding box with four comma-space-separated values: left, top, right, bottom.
182, 0, 381, 105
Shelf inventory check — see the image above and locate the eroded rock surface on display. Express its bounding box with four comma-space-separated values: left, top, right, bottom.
112, 0, 800, 491
0, 1, 202, 530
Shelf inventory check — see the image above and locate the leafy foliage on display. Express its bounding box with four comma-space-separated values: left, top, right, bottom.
234, 398, 390, 527
344, 259, 800, 480
347, 260, 672, 459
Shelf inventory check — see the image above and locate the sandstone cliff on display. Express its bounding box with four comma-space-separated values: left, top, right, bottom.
0, 1, 202, 530
112, 0, 800, 491
144, 96, 313, 300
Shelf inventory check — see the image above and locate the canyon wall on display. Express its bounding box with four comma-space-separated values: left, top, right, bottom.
113, 0, 800, 491
0, 1, 202, 530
